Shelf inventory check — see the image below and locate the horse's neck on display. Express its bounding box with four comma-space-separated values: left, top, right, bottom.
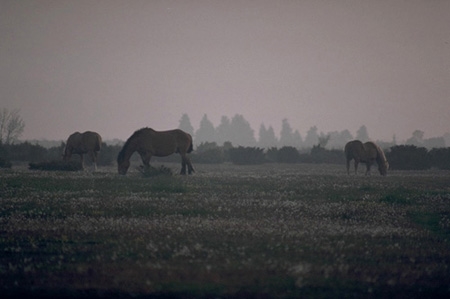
122, 140, 138, 161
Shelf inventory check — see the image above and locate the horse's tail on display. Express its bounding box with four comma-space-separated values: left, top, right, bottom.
187, 140, 194, 153
95, 134, 102, 151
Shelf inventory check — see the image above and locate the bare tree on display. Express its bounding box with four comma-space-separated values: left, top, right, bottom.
0, 108, 25, 144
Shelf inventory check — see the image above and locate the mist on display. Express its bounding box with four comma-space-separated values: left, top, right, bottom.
1, 0, 449, 143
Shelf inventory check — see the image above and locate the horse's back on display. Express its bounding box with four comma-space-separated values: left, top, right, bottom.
362, 142, 379, 159
67, 131, 101, 152
345, 140, 364, 160
81, 131, 102, 151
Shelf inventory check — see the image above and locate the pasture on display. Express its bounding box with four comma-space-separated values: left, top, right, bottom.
1, 163, 450, 298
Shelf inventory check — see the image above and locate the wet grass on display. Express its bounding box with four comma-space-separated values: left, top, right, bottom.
1, 163, 450, 298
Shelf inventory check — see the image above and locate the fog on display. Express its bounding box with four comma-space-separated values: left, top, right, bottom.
1, 0, 449, 144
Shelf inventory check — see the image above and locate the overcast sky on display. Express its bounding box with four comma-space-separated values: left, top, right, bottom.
1, 0, 449, 142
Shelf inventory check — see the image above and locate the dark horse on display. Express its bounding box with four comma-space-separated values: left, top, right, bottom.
344, 140, 389, 176
117, 128, 195, 175
63, 131, 102, 171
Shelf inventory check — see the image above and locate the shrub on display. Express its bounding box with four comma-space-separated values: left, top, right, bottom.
277, 146, 300, 163
387, 145, 430, 170
300, 145, 345, 164
192, 142, 224, 164
0, 157, 12, 168
228, 146, 265, 165
428, 147, 450, 170
265, 147, 278, 163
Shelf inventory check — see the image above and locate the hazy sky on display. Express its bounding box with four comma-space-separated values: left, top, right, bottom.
1, 0, 449, 142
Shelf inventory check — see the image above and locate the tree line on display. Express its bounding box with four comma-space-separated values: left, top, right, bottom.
179, 113, 448, 149
2, 139, 450, 171
1, 108, 450, 171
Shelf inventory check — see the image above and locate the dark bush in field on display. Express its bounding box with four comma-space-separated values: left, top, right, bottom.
387, 145, 430, 170
228, 146, 266, 165
2, 142, 48, 162
298, 145, 345, 164
0, 157, 12, 168
428, 147, 450, 170
28, 160, 82, 171
97, 143, 121, 166
0, 144, 12, 168
276, 146, 301, 163
191, 142, 224, 164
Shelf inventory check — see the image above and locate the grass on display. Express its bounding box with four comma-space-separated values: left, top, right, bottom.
1, 163, 450, 298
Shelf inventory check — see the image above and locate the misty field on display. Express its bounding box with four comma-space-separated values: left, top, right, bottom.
1, 163, 450, 298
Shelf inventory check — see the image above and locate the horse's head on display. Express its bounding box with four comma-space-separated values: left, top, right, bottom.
378, 160, 389, 176
62, 146, 71, 161
117, 154, 130, 175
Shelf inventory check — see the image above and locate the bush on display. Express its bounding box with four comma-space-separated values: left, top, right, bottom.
428, 147, 450, 170
386, 145, 430, 170
228, 146, 265, 165
192, 142, 224, 164
299, 145, 345, 164
0, 157, 12, 168
4, 142, 48, 162
277, 146, 300, 163
265, 147, 278, 163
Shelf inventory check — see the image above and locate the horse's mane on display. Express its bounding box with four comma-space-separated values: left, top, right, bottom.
372, 143, 387, 163
368, 142, 387, 171
117, 128, 153, 163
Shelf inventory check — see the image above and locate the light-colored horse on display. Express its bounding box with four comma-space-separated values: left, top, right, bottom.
117, 128, 195, 175
344, 140, 389, 176
63, 131, 102, 171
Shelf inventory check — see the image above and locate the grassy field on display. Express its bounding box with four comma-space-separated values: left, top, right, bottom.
1, 163, 450, 298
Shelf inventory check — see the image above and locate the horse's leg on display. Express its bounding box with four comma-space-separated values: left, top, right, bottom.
90, 151, 98, 171
140, 152, 152, 170
184, 155, 194, 174
180, 153, 195, 175
346, 159, 351, 175
80, 154, 85, 170
94, 151, 98, 171
186, 157, 194, 174
180, 154, 187, 175
365, 162, 371, 176
354, 160, 359, 175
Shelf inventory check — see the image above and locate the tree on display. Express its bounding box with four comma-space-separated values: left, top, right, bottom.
216, 116, 233, 144
0, 108, 25, 144
356, 125, 369, 142
318, 133, 330, 148
327, 130, 353, 149
178, 113, 194, 136
229, 114, 256, 146
195, 114, 216, 145
304, 126, 319, 148
258, 124, 278, 149
279, 119, 295, 147
406, 130, 424, 146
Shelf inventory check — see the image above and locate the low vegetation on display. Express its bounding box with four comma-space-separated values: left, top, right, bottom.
1, 164, 449, 298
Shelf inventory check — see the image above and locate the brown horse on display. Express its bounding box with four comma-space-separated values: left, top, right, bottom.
117, 128, 195, 175
344, 140, 389, 176
63, 131, 102, 171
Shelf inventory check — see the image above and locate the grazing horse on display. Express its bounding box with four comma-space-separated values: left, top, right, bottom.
344, 140, 389, 176
117, 128, 195, 175
63, 131, 102, 171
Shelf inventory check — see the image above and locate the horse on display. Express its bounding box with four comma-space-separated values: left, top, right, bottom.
63, 131, 102, 171
344, 140, 389, 176
117, 128, 195, 175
